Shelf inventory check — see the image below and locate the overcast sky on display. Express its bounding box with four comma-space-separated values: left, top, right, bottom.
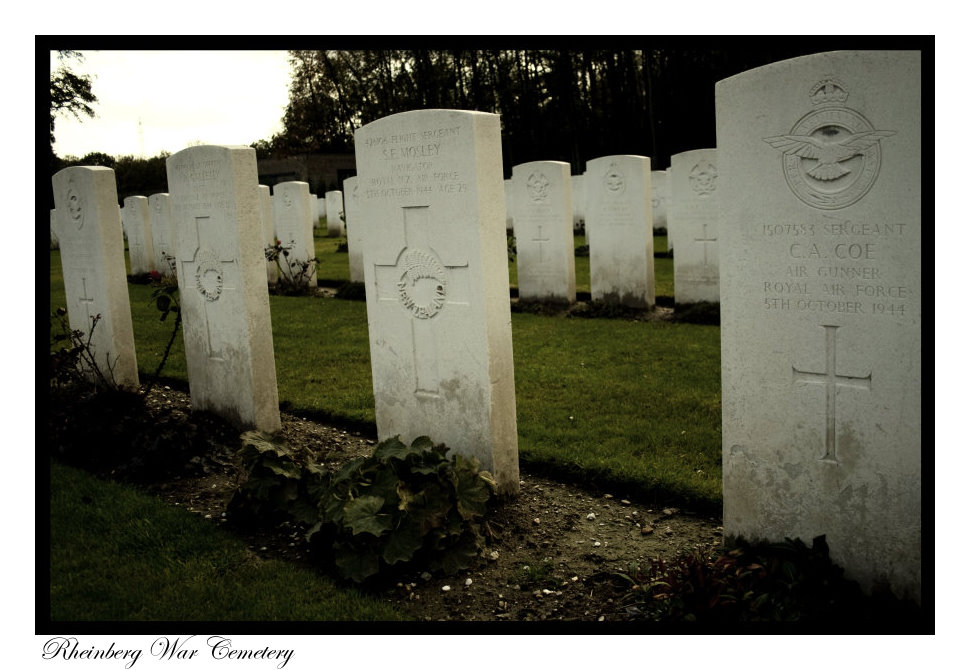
50, 50, 292, 159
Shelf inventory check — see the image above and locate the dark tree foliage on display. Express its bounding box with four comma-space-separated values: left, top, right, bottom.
267, 47, 836, 175
56, 152, 170, 204
50, 50, 98, 148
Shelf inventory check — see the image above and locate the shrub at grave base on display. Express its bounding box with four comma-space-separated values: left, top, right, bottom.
265, 239, 319, 296
49, 384, 238, 483
227, 434, 498, 584
226, 432, 328, 527
309, 436, 497, 584
50, 308, 121, 391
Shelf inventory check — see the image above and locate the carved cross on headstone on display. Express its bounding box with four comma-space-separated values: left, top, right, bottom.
694, 222, 717, 266
373, 205, 469, 398
180, 215, 238, 361
793, 324, 872, 463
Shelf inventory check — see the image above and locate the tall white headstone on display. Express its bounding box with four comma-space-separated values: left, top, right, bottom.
511, 160, 576, 303
355, 109, 519, 495
272, 181, 318, 288
584, 155, 655, 309
716, 51, 921, 603
51, 166, 139, 388
148, 193, 175, 276
166, 145, 281, 433
121, 195, 155, 275
326, 190, 345, 237
343, 176, 364, 283
670, 149, 720, 304
257, 185, 277, 284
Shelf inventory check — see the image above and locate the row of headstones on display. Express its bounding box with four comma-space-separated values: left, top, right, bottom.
50, 190, 345, 247
59, 185, 350, 285
51, 160, 713, 310
497, 150, 719, 306
50, 51, 920, 604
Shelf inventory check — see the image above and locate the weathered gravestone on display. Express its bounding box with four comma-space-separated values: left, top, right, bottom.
355, 109, 519, 495
166, 145, 281, 433
148, 193, 175, 276
716, 51, 921, 603
511, 160, 576, 304
650, 170, 670, 234
257, 185, 277, 284
272, 181, 318, 288
584, 155, 655, 309
669, 149, 720, 304
326, 190, 345, 237
121, 195, 155, 275
343, 176, 365, 283
52, 166, 139, 388
571, 174, 586, 233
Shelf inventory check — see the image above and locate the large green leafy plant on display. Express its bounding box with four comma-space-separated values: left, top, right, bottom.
309, 436, 497, 583
227, 432, 328, 526
228, 433, 498, 583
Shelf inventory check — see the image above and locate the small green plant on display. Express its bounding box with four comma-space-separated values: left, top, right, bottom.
507, 234, 517, 262
49, 307, 119, 391
266, 238, 319, 295
512, 558, 557, 589
309, 436, 497, 583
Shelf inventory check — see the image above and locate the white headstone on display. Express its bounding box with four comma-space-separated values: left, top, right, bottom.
355, 109, 519, 495
51, 166, 139, 388
669, 149, 720, 304
716, 50, 921, 603
650, 170, 669, 233
166, 145, 282, 433
121, 195, 155, 275
148, 193, 175, 276
257, 185, 277, 284
584, 155, 655, 309
343, 176, 364, 283
326, 190, 345, 237
272, 181, 318, 288
571, 174, 586, 233
511, 160, 576, 303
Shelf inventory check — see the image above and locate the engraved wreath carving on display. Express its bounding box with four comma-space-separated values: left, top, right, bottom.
397, 249, 446, 319
194, 249, 225, 302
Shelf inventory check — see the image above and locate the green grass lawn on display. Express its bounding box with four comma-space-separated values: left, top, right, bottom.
49, 459, 408, 621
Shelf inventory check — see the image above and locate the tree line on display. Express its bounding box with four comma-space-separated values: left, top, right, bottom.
258, 47, 836, 174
